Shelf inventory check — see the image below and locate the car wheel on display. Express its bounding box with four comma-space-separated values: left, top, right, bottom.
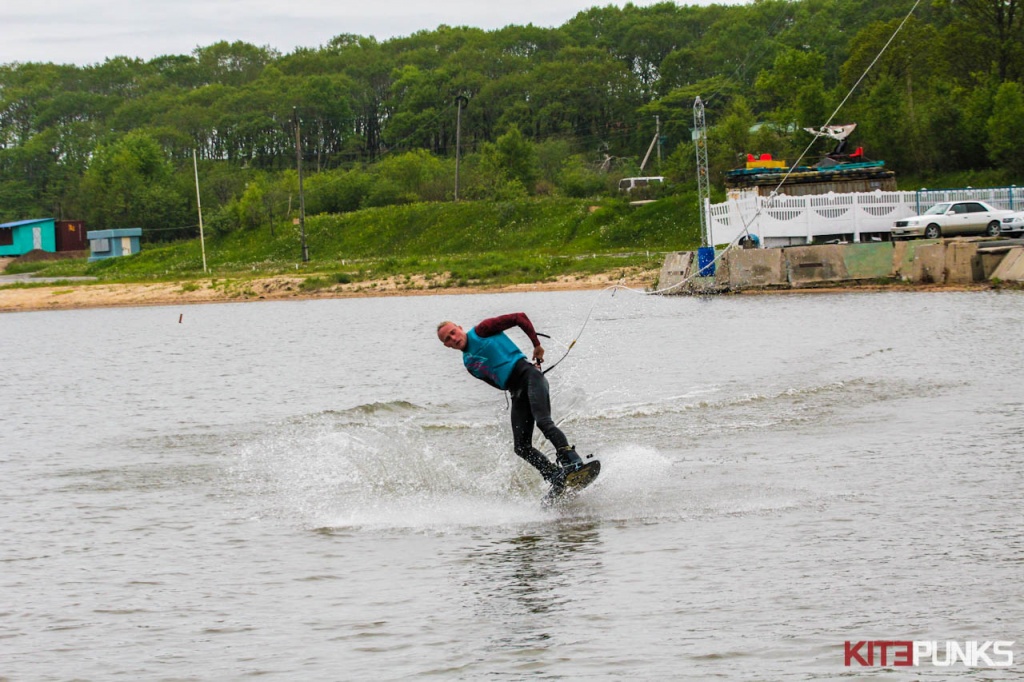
924, 224, 941, 239
986, 221, 1000, 237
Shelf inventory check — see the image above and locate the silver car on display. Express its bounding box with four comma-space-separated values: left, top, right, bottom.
892, 200, 1013, 240
1000, 211, 1024, 237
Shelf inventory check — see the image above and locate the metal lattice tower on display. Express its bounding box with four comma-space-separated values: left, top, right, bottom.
693, 96, 711, 247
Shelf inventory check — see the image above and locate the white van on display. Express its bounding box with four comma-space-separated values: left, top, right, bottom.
618, 176, 665, 192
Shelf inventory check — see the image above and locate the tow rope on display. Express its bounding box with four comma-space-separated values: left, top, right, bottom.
536, 283, 622, 376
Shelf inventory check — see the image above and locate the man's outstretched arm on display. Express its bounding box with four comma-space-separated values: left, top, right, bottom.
474, 312, 544, 363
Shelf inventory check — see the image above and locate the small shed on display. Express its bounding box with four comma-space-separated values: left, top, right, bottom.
87, 228, 143, 262
55, 220, 88, 252
0, 218, 56, 256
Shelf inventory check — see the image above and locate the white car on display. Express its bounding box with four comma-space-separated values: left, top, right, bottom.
618, 176, 665, 192
1000, 211, 1024, 237
892, 200, 1013, 240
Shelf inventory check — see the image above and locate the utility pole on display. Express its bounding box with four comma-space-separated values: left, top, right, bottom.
454, 95, 468, 201
640, 116, 661, 174
293, 107, 309, 263
192, 149, 208, 273
655, 115, 662, 168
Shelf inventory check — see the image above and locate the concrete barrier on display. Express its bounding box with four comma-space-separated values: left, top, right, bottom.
657, 251, 694, 291
944, 241, 981, 284
893, 240, 939, 281
892, 241, 912, 280
721, 248, 786, 289
658, 238, 1014, 294
784, 245, 849, 287
843, 242, 896, 280
910, 243, 946, 284
714, 248, 730, 287
991, 246, 1024, 282
979, 249, 1010, 279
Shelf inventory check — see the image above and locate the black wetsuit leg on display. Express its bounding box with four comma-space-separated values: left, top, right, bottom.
510, 385, 557, 479
523, 364, 569, 451
508, 363, 569, 480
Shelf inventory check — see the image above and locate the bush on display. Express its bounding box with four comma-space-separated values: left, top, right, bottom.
371, 150, 451, 203
305, 169, 371, 214
559, 155, 609, 197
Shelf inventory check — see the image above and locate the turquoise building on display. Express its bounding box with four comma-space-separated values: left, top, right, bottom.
87, 228, 143, 262
0, 218, 56, 256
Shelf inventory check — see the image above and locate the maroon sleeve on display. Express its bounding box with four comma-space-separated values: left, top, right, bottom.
473, 312, 541, 347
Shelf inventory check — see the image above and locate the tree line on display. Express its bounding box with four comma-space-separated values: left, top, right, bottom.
0, 0, 1022, 241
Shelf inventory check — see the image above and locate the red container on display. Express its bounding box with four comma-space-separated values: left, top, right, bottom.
55, 220, 87, 252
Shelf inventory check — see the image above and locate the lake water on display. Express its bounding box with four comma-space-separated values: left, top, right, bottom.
1, 289, 1022, 680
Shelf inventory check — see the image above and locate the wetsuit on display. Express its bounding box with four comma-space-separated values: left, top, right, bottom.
464, 313, 568, 480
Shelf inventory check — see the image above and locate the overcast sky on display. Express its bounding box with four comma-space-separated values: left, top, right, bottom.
1, 0, 750, 67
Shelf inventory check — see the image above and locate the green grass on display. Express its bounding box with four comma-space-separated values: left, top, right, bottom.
0, 278, 93, 290
4, 195, 702, 287
4, 259, 93, 276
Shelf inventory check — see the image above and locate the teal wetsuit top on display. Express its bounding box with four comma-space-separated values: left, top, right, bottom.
463, 327, 526, 390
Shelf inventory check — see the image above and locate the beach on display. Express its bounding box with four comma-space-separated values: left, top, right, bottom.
1, 267, 1000, 314
0, 267, 660, 313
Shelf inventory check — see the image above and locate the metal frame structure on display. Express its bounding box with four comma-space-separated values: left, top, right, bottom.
693, 97, 711, 247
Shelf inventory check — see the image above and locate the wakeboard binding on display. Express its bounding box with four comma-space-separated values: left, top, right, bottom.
544, 453, 600, 504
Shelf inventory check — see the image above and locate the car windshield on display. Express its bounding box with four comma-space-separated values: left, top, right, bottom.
924, 203, 952, 215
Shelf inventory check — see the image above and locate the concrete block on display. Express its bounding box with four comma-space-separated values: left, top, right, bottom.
723, 248, 786, 289
912, 243, 946, 284
979, 250, 1007, 279
893, 241, 913, 280
843, 242, 896, 280
714, 248, 731, 287
658, 251, 694, 291
944, 241, 981, 284
991, 246, 1024, 282
893, 239, 940, 281
784, 245, 849, 287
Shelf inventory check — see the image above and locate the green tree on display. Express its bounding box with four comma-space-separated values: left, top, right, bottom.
946, 0, 1024, 82
298, 73, 357, 170
305, 168, 371, 214
479, 126, 538, 194
193, 41, 279, 86
853, 75, 912, 173
754, 49, 827, 118
236, 176, 270, 230
78, 132, 189, 238
707, 97, 756, 177
985, 81, 1024, 173
557, 154, 610, 197
371, 149, 450, 203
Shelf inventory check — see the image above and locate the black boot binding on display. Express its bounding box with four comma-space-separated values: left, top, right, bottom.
547, 446, 583, 493
556, 445, 584, 469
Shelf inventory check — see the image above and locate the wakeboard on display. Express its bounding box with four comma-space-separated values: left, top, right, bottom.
543, 458, 601, 504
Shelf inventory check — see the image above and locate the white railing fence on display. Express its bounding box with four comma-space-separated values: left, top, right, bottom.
709, 186, 1021, 247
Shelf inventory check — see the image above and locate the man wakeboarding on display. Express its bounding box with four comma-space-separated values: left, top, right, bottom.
437, 313, 584, 493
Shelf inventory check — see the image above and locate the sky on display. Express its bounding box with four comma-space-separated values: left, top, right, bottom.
0, 0, 750, 67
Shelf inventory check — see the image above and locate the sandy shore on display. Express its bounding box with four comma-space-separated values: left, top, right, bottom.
1, 266, 1004, 314
0, 268, 661, 313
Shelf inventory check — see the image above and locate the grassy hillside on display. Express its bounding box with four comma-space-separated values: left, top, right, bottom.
11, 195, 702, 287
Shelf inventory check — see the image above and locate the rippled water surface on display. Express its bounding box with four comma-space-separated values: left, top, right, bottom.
2, 290, 1022, 680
